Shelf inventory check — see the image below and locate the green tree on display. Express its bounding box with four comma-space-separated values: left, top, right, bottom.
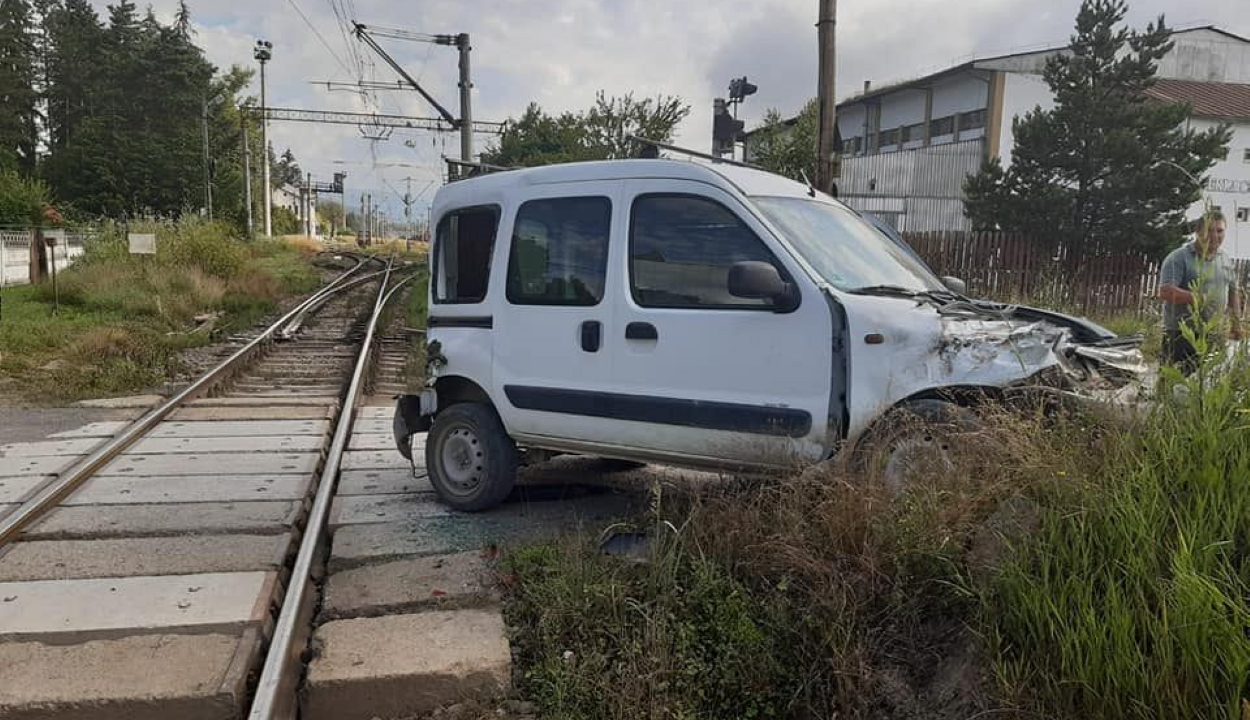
0, 0, 39, 174
0, 169, 49, 224
272, 148, 302, 188
483, 91, 690, 167
749, 98, 818, 183
962, 0, 1231, 256
317, 198, 344, 234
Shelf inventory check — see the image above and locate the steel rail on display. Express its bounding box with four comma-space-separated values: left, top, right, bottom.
247, 262, 415, 720
0, 255, 374, 545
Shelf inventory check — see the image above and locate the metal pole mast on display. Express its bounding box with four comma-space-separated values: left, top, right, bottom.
255, 40, 273, 237
457, 33, 473, 162
242, 115, 254, 238
816, 0, 839, 195
202, 96, 213, 220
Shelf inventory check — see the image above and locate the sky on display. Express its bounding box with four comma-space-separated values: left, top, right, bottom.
91, 0, 1249, 224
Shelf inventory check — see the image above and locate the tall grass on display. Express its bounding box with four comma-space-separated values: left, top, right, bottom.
989, 343, 1250, 718
2, 218, 319, 402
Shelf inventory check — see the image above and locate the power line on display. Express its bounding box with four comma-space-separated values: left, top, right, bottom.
284, 0, 354, 77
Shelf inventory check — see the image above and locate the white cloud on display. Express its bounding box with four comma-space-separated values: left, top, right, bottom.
92, 0, 1249, 221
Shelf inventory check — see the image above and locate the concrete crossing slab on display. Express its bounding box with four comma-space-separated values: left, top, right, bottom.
169, 406, 335, 421
355, 406, 394, 418
0, 455, 73, 478
47, 421, 127, 439
0, 476, 51, 503
99, 452, 319, 477
0, 571, 276, 643
66, 474, 312, 505
149, 420, 330, 437
322, 552, 494, 620
337, 469, 432, 496
0, 534, 292, 582
0, 438, 100, 457
128, 435, 326, 455
188, 397, 339, 408
340, 450, 410, 472
302, 610, 510, 720
0, 630, 261, 720
329, 493, 447, 529
347, 433, 420, 451
349, 419, 394, 435
24, 501, 301, 540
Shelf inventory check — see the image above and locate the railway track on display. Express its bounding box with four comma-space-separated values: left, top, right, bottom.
0, 249, 649, 720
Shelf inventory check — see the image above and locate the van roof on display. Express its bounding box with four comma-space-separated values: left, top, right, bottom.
431, 158, 820, 211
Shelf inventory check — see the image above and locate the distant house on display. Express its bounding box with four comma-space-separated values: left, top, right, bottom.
272, 183, 320, 236
745, 26, 1250, 257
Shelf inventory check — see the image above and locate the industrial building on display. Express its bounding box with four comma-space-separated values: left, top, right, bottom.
746, 26, 1250, 257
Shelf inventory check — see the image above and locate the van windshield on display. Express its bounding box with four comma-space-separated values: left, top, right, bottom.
751, 196, 944, 293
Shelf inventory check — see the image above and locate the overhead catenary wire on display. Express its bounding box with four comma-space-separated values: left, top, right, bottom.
284, 0, 355, 77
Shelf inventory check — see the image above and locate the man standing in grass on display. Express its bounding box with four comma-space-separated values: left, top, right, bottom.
1157, 211, 1241, 373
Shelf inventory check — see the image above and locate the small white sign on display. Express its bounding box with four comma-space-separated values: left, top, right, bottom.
128, 233, 156, 255
43, 229, 65, 246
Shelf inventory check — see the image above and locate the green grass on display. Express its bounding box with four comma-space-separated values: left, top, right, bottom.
500, 343, 1250, 718
402, 265, 429, 392
0, 222, 320, 404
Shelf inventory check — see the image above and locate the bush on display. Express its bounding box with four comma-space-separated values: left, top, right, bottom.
0, 170, 50, 226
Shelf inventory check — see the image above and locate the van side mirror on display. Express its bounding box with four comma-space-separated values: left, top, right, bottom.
728, 261, 797, 311
941, 276, 967, 295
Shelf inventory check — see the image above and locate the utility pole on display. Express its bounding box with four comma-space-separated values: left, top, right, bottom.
242, 115, 254, 238
359, 193, 366, 246
457, 33, 473, 162
816, 0, 840, 195
255, 40, 273, 237
202, 96, 212, 220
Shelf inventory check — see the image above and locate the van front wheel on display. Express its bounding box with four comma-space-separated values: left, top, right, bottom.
426, 403, 517, 512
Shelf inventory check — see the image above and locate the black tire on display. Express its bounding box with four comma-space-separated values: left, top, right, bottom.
426, 403, 518, 512
853, 399, 981, 491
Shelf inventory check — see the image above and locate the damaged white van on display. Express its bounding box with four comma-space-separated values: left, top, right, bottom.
393, 157, 1144, 510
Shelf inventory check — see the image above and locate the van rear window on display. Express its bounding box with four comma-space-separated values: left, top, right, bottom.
434, 206, 499, 304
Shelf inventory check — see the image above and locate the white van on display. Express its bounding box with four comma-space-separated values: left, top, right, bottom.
393, 158, 1144, 510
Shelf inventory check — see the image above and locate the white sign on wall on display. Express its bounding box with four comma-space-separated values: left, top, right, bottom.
128, 233, 156, 255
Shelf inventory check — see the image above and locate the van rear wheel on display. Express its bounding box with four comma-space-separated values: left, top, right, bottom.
426, 403, 517, 512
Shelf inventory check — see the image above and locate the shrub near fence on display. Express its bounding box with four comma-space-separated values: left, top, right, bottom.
902, 231, 1250, 316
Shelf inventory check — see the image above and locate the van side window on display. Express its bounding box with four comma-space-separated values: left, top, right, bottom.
506, 196, 611, 306
629, 194, 779, 309
434, 206, 499, 304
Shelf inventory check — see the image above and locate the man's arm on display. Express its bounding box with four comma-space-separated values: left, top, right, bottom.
1158, 251, 1190, 304
1159, 283, 1194, 305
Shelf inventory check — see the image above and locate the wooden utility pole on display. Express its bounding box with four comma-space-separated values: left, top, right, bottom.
816, 0, 839, 195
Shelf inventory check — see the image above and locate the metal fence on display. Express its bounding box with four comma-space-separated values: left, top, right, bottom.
0, 229, 93, 288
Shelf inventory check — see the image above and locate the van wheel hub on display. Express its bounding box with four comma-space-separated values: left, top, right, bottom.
441, 427, 484, 490
883, 432, 955, 492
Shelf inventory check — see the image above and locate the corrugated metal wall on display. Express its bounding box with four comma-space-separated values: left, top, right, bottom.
838, 138, 984, 232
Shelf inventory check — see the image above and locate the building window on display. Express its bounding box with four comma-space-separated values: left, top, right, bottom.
506, 196, 612, 306
843, 136, 861, 155
879, 128, 900, 148
959, 109, 987, 131
901, 123, 925, 143
434, 206, 499, 304
929, 116, 955, 137
1243, 149, 1250, 163
630, 194, 783, 310
1238, 207, 1250, 223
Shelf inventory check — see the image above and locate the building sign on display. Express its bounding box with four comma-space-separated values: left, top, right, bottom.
128, 233, 156, 255
1205, 178, 1250, 194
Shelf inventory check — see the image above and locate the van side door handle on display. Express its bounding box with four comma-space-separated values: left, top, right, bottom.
580, 320, 602, 352
625, 322, 658, 341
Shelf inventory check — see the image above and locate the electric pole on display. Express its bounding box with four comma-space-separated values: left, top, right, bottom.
457, 33, 473, 163
816, 0, 840, 195
255, 39, 273, 236
202, 96, 212, 220
242, 115, 254, 238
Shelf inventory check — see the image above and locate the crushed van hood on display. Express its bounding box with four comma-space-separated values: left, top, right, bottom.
840, 294, 1147, 436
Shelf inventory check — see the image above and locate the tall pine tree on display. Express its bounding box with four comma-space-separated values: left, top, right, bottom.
0, 0, 39, 174
963, 0, 1230, 257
